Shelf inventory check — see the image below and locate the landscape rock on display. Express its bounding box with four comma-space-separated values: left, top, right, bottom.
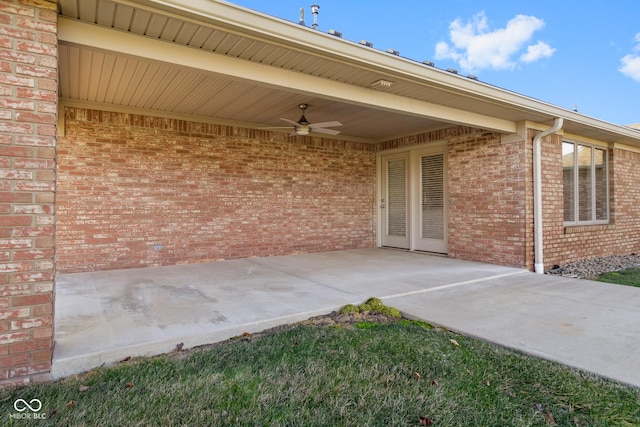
546, 254, 640, 279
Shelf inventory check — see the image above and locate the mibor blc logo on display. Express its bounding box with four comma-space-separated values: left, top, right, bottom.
10, 398, 46, 420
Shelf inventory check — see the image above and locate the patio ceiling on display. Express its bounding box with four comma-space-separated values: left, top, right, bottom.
56, 0, 640, 146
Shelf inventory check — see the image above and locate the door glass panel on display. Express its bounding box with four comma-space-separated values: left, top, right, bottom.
421, 154, 444, 239
387, 159, 406, 237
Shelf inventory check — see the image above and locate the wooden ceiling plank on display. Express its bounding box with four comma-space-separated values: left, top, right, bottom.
95, 53, 117, 103
159, 17, 184, 42
174, 22, 200, 45
112, 4, 136, 31
95, 0, 116, 27
129, 9, 153, 34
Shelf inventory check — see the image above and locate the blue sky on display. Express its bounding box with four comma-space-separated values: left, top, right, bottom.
227, 0, 640, 126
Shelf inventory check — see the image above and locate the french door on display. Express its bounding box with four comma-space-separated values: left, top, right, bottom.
380, 148, 447, 253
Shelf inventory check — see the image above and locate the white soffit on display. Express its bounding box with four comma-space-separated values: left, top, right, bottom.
58, 18, 517, 135
56, 0, 640, 146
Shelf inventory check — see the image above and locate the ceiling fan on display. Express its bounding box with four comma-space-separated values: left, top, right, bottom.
262, 104, 342, 136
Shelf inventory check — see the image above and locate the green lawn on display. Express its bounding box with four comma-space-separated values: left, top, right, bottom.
597, 267, 640, 287
2, 320, 639, 426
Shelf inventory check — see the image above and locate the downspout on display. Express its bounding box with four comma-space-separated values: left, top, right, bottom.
533, 118, 564, 274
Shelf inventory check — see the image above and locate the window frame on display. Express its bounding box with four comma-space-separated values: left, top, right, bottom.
562, 139, 610, 226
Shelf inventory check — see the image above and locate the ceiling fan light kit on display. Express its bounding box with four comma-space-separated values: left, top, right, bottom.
260, 103, 342, 136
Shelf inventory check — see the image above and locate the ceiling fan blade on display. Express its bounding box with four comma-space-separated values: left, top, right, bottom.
280, 118, 300, 126
311, 127, 341, 136
310, 121, 342, 128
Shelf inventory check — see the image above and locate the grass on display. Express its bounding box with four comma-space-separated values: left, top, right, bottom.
597, 267, 640, 287
2, 321, 639, 426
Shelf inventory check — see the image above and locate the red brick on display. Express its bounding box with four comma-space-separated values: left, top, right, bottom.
12, 270, 53, 283
0, 25, 34, 41
0, 3, 34, 16
0, 145, 33, 157
0, 170, 32, 179
36, 78, 56, 91
31, 349, 51, 363
37, 32, 56, 45
0, 13, 11, 25
13, 181, 54, 191
16, 40, 56, 56
12, 226, 53, 237
15, 87, 55, 102
37, 124, 56, 136
10, 316, 51, 330
0, 73, 33, 87
15, 111, 55, 124
0, 307, 29, 320
0, 284, 32, 297
0, 98, 34, 111
0, 49, 36, 64
16, 135, 55, 146
0, 215, 32, 226
13, 204, 52, 214
26, 361, 50, 375
9, 338, 49, 353
0, 353, 30, 368
13, 249, 52, 261
15, 16, 55, 33
36, 147, 55, 158
0, 192, 32, 203
0, 121, 32, 134
11, 293, 50, 307
31, 303, 50, 316
32, 328, 51, 340
13, 158, 54, 169
0, 331, 29, 344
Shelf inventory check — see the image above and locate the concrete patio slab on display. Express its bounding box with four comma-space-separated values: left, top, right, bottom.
388, 271, 640, 388
52, 248, 640, 389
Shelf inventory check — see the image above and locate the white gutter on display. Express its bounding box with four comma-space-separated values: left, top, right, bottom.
533, 118, 564, 274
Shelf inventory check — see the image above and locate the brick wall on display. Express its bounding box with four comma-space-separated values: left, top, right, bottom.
0, 0, 57, 386
56, 107, 376, 273
541, 135, 640, 268
379, 127, 528, 268
380, 127, 640, 271
447, 131, 528, 267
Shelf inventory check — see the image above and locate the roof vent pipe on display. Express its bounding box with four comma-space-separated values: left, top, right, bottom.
533, 117, 563, 274
310, 4, 320, 29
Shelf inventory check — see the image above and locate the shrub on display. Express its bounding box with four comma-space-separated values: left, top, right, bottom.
339, 297, 402, 318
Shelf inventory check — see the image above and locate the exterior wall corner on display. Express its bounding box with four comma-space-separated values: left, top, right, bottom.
0, 0, 57, 386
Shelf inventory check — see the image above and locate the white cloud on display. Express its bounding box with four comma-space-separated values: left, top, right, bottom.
620, 55, 640, 81
619, 32, 640, 82
435, 11, 554, 72
521, 41, 555, 63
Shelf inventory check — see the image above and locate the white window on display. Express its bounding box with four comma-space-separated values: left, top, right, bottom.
562, 141, 609, 225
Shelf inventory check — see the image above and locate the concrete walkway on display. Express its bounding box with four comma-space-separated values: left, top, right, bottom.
52, 248, 640, 388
